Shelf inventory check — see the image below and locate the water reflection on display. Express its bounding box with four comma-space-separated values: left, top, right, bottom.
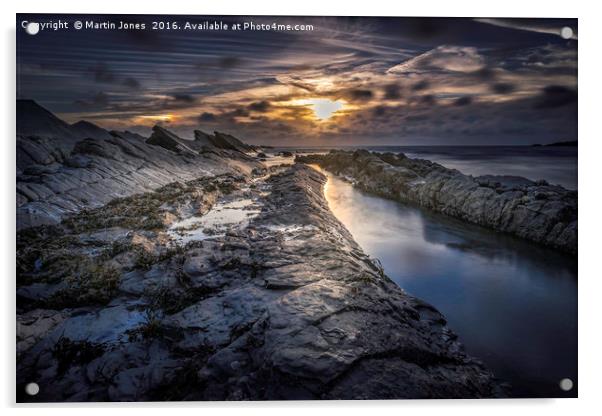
320, 168, 577, 398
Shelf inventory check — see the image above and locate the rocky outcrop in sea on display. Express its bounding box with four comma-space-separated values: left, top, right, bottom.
297, 150, 577, 254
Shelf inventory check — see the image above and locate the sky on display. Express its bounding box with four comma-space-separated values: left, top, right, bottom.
17, 15, 578, 145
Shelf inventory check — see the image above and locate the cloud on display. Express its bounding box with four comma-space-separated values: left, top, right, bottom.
387, 45, 485, 74
383, 83, 402, 99
199, 112, 217, 122
74, 91, 110, 108
345, 89, 374, 102
248, 100, 271, 112
219, 56, 243, 69
228, 108, 250, 117
19, 15, 576, 145
491, 83, 515, 94
473, 67, 496, 80
372, 105, 388, 117
123, 77, 141, 89
89, 63, 116, 83
170, 94, 196, 103
533, 85, 577, 109
454, 96, 473, 106
421, 94, 436, 105
88, 64, 143, 91
412, 80, 430, 91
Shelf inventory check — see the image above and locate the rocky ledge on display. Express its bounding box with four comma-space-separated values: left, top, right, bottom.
17, 164, 504, 401
297, 150, 577, 254
17, 100, 262, 230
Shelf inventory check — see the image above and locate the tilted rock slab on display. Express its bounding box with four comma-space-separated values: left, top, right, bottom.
16, 99, 263, 230
17, 132, 260, 230
297, 150, 577, 254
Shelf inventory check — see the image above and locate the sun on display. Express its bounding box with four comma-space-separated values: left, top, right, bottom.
295, 98, 345, 120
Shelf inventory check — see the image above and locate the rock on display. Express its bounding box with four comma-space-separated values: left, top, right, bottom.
15, 101, 507, 401
17, 100, 78, 143
212, 131, 256, 153
109, 130, 147, 141
192, 129, 215, 148
146, 126, 198, 155
17, 164, 504, 401
193, 129, 257, 154
17, 309, 67, 356
16, 101, 116, 171
71, 120, 115, 140
16, 103, 262, 229
17, 136, 66, 168
297, 151, 577, 254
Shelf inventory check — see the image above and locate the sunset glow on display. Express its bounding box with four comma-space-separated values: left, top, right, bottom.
137, 114, 174, 123
293, 98, 345, 120
18, 16, 577, 145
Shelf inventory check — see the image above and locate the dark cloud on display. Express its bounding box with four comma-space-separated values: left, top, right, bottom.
383, 83, 402, 100
123, 77, 141, 89
372, 105, 387, 117
421, 94, 437, 106
171, 94, 196, 103
199, 112, 217, 122
454, 96, 473, 106
533, 85, 577, 109
219, 56, 242, 69
248, 101, 271, 112
412, 80, 430, 91
403, 18, 445, 41
228, 108, 250, 117
406, 114, 430, 122
346, 89, 373, 101
491, 83, 515, 94
123, 26, 169, 51
473, 67, 496, 80
89, 63, 116, 83
74, 91, 110, 108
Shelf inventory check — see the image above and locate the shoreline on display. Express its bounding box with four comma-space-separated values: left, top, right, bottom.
297, 150, 577, 254
17, 163, 505, 401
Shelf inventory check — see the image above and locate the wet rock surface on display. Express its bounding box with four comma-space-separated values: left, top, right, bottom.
297, 150, 577, 254
17, 164, 504, 401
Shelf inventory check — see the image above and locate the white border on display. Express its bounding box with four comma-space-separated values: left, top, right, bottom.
2, 1, 600, 414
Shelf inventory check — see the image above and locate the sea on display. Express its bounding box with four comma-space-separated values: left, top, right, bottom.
283, 145, 577, 190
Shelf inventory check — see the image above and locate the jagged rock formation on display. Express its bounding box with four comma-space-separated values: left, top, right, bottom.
71, 121, 115, 141
17, 99, 81, 144
193, 129, 257, 153
17, 101, 115, 164
146, 125, 199, 155
144, 126, 258, 156
17, 164, 504, 401
297, 150, 577, 254
109, 130, 147, 141
16, 100, 261, 230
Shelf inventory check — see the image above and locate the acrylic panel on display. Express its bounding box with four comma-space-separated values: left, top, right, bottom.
16, 14, 577, 402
